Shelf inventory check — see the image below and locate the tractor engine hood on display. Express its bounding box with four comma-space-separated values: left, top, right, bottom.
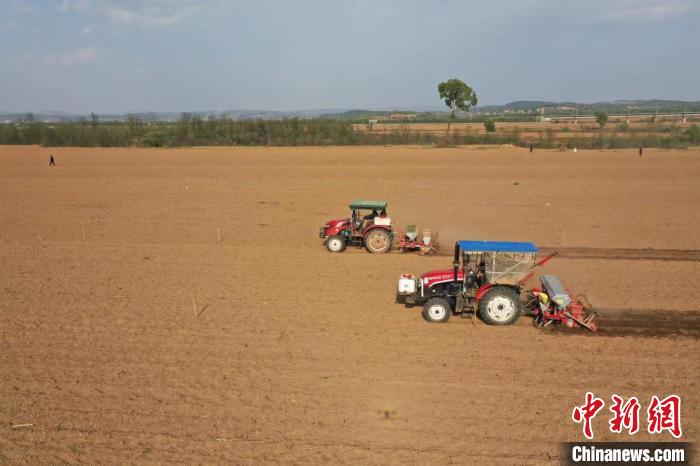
325, 218, 350, 229
323, 218, 351, 235
419, 268, 465, 287
326, 217, 349, 225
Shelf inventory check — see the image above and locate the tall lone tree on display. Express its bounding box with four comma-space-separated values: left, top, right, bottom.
437, 79, 478, 140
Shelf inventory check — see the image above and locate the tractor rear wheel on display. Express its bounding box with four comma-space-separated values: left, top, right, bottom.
365, 229, 391, 254
479, 287, 521, 325
422, 297, 451, 323
326, 235, 346, 253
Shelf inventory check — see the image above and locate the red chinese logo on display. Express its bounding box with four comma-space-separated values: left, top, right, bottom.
647, 395, 682, 438
572, 393, 682, 439
609, 394, 640, 434
572, 392, 605, 439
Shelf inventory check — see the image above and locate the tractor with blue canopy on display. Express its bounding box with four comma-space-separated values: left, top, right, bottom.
396, 239, 598, 330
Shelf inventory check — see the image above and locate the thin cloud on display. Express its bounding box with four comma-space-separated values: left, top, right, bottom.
0, 18, 19, 33
19, 47, 101, 67
8, 0, 37, 15
603, 0, 693, 22
101, 1, 204, 28
59, 0, 92, 12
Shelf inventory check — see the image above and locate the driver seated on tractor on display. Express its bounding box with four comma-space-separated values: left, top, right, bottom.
366, 209, 387, 222
356, 209, 387, 230
363, 209, 379, 222
359, 209, 380, 229
476, 260, 487, 284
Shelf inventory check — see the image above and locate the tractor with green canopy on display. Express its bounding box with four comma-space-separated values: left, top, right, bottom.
319, 200, 393, 253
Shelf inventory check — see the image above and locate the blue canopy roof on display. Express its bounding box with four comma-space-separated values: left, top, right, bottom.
458, 240, 538, 253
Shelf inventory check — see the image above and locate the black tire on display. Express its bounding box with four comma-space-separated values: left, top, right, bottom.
365, 229, 391, 254
478, 287, 521, 325
422, 297, 451, 323
326, 235, 346, 253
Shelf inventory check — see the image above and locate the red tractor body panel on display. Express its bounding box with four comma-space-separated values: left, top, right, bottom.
419, 268, 465, 288
475, 283, 493, 300
324, 218, 351, 236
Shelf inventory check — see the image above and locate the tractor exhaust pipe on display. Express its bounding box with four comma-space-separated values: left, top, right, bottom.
453, 241, 460, 282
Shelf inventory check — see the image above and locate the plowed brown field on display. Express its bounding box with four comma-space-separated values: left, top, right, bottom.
1, 145, 698, 464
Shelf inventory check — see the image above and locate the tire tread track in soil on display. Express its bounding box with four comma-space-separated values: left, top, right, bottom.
545, 308, 700, 338
539, 247, 700, 262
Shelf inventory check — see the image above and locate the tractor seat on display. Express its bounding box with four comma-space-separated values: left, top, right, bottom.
405, 224, 418, 242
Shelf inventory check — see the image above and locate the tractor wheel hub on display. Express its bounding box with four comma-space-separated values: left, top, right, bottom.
487, 296, 515, 321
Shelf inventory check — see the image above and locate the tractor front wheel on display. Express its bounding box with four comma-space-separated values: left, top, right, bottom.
479, 287, 521, 325
326, 235, 346, 253
365, 230, 391, 254
422, 297, 451, 323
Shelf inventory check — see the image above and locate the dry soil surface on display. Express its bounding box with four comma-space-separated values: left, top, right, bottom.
1, 145, 698, 464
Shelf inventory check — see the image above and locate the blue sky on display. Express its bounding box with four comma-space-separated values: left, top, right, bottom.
1, 0, 698, 113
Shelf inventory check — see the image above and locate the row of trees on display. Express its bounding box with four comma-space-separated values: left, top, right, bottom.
2, 118, 696, 149
1, 78, 697, 148
0, 116, 438, 147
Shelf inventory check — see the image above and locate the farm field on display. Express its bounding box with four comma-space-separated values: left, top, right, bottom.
1, 144, 698, 464
356, 117, 700, 145
358, 113, 699, 130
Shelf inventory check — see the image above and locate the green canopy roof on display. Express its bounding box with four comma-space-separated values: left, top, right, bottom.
349, 200, 387, 210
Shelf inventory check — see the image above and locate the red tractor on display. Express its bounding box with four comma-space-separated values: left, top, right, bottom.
319, 200, 393, 253
396, 240, 598, 330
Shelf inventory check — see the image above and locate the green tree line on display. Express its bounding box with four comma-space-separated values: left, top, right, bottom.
0, 116, 434, 147
0, 115, 698, 149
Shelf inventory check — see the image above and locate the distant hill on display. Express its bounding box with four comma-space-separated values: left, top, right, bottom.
0, 109, 355, 123
476, 99, 700, 115
481, 101, 560, 111
2, 99, 699, 123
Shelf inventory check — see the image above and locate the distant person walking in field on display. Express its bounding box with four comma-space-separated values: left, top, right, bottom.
49, 155, 55, 166
529, 144, 534, 153
639, 147, 643, 157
